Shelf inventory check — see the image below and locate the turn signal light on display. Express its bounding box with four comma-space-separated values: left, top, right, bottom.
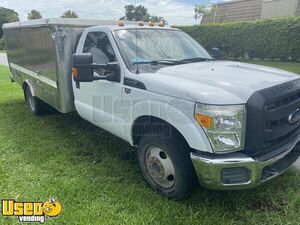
195, 113, 213, 129
72, 67, 78, 77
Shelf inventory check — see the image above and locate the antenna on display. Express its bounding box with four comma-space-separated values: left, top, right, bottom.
135, 0, 139, 74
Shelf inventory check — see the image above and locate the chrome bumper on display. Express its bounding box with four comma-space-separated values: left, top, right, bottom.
191, 146, 299, 190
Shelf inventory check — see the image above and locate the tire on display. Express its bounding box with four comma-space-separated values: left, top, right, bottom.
24, 85, 46, 115
138, 132, 198, 200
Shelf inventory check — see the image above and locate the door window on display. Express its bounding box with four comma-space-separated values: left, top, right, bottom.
83, 32, 116, 75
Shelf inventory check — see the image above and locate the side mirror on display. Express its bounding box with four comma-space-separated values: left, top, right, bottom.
72, 53, 94, 82
72, 53, 120, 86
211, 48, 221, 59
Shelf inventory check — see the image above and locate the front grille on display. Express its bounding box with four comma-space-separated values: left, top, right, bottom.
265, 92, 300, 110
245, 78, 300, 156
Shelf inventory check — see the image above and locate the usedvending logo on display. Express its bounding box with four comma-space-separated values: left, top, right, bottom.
1, 198, 63, 223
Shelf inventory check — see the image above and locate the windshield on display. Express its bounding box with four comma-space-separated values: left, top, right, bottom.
113, 29, 212, 73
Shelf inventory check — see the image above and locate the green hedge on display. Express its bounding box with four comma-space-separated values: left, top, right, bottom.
180, 17, 300, 61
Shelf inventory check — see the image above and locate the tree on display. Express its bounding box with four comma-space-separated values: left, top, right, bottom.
124, 5, 150, 21
0, 7, 19, 38
123, 5, 167, 23
194, 1, 217, 22
28, 10, 42, 20
61, 10, 78, 18
149, 16, 166, 24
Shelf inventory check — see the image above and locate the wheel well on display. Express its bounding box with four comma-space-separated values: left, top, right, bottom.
22, 82, 28, 100
132, 116, 190, 149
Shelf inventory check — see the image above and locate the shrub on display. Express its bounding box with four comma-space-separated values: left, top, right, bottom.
180, 17, 300, 61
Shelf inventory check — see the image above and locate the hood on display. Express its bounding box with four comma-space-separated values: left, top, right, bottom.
136, 61, 299, 104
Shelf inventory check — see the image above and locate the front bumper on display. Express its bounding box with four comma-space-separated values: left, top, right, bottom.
191, 144, 300, 190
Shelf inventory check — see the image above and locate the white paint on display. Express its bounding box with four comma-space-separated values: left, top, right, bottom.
137, 61, 299, 104
72, 26, 299, 153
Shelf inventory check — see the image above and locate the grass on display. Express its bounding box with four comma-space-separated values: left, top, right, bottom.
240, 60, 300, 75
0, 63, 299, 225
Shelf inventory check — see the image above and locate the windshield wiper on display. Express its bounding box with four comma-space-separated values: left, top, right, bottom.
179, 57, 214, 63
132, 60, 182, 65
132, 57, 213, 66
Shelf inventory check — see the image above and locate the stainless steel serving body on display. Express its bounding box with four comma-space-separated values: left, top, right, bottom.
3, 18, 123, 113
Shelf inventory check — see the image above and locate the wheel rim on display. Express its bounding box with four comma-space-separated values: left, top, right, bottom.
26, 88, 35, 111
145, 146, 176, 189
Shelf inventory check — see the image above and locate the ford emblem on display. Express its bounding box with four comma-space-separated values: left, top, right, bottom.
288, 108, 300, 125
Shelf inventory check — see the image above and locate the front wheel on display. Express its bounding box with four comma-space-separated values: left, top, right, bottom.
138, 134, 197, 200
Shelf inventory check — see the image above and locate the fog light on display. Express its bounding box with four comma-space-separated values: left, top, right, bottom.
221, 168, 250, 184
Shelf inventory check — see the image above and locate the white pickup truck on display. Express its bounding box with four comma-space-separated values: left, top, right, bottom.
3, 19, 300, 199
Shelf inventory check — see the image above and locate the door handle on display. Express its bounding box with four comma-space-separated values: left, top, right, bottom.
124, 88, 131, 94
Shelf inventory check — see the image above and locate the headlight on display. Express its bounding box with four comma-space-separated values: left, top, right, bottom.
194, 103, 246, 153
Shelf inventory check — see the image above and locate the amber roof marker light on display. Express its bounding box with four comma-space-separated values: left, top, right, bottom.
138, 21, 144, 26
158, 22, 165, 27
148, 21, 155, 27
118, 21, 125, 26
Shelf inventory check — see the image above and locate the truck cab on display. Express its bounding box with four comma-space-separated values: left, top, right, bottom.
3, 19, 300, 199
